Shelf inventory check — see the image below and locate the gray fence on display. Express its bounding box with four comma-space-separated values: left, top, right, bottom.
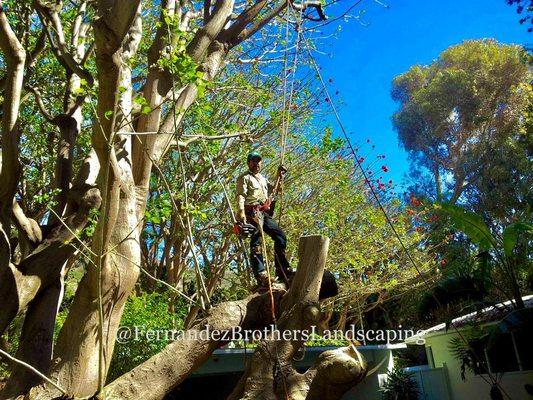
405, 365, 452, 400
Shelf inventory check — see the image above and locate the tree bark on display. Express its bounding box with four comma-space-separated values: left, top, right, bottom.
0, 0, 25, 233
301, 345, 367, 400
0, 180, 101, 336
231, 235, 329, 400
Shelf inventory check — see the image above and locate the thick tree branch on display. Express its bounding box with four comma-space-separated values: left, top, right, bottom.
220, 0, 269, 44
186, 0, 234, 62
0, 224, 10, 270
300, 345, 366, 400
12, 199, 42, 257
1, 279, 66, 398
103, 291, 280, 399
221, 1, 287, 49
96, 0, 142, 47
34, 1, 94, 86
0, 151, 101, 336
231, 235, 330, 400
0, 1, 26, 216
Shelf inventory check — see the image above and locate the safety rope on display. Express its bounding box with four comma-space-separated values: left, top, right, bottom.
257, 217, 277, 322
277, 5, 304, 226
273, 6, 304, 398
254, 214, 290, 400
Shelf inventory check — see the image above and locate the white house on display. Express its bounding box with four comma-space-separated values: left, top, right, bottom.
405, 295, 533, 400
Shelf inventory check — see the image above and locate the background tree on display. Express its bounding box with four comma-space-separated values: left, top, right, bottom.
391, 39, 532, 324
392, 39, 531, 222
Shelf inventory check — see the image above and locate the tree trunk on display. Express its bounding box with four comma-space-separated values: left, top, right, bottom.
24, 5, 144, 397
48, 114, 80, 224
0, 278, 63, 398
23, 197, 141, 400
227, 235, 367, 400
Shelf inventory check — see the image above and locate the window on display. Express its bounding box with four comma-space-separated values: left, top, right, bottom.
486, 333, 519, 373
475, 330, 531, 374
450, 327, 532, 377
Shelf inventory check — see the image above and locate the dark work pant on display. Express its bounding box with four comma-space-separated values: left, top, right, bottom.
248, 211, 291, 282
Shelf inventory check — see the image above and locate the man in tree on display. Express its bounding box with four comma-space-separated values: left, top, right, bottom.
236, 151, 292, 287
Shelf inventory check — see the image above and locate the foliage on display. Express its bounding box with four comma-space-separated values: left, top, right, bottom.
437, 202, 532, 308
277, 131, 434, 321
0, 316, 24, 381
392, 40, 532, 325
437, 203, 497, 250
392, 40, 532, 222
380, 367, 419, 400
106, 292, 188, 382
448, 332, 487, 381
418, 263, 491, 323
304, 333, 348, 347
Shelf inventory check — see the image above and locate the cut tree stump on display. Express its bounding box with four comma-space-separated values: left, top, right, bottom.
229, 235, 367, 400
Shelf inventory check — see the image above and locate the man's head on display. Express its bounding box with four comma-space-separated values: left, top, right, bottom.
247, 151, 262, 174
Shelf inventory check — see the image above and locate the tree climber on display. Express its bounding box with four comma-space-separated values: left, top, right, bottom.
236, 151, 292, 287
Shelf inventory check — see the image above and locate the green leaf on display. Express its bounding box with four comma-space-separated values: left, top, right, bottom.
104, 110, 113, 120
437, 203, 497, 250
134, 95, 147, 106
502, 222, 533, 257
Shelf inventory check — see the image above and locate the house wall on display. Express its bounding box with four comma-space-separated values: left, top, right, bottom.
425, 332, 533, 400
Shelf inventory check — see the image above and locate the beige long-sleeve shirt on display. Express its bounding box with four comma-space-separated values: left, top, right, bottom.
236, 171, 273, 212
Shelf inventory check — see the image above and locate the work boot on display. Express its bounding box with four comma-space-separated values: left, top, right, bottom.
252, 272, 288, 292
251, 271, 270, 292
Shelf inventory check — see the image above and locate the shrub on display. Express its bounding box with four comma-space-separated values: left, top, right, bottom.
106, 291, 188, 382
381, 367, 419, 400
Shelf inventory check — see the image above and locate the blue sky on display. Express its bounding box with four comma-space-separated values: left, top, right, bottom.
313, 0, 531, 191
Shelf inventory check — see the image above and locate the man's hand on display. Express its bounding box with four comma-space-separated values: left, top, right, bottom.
237, 209, 246, 223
